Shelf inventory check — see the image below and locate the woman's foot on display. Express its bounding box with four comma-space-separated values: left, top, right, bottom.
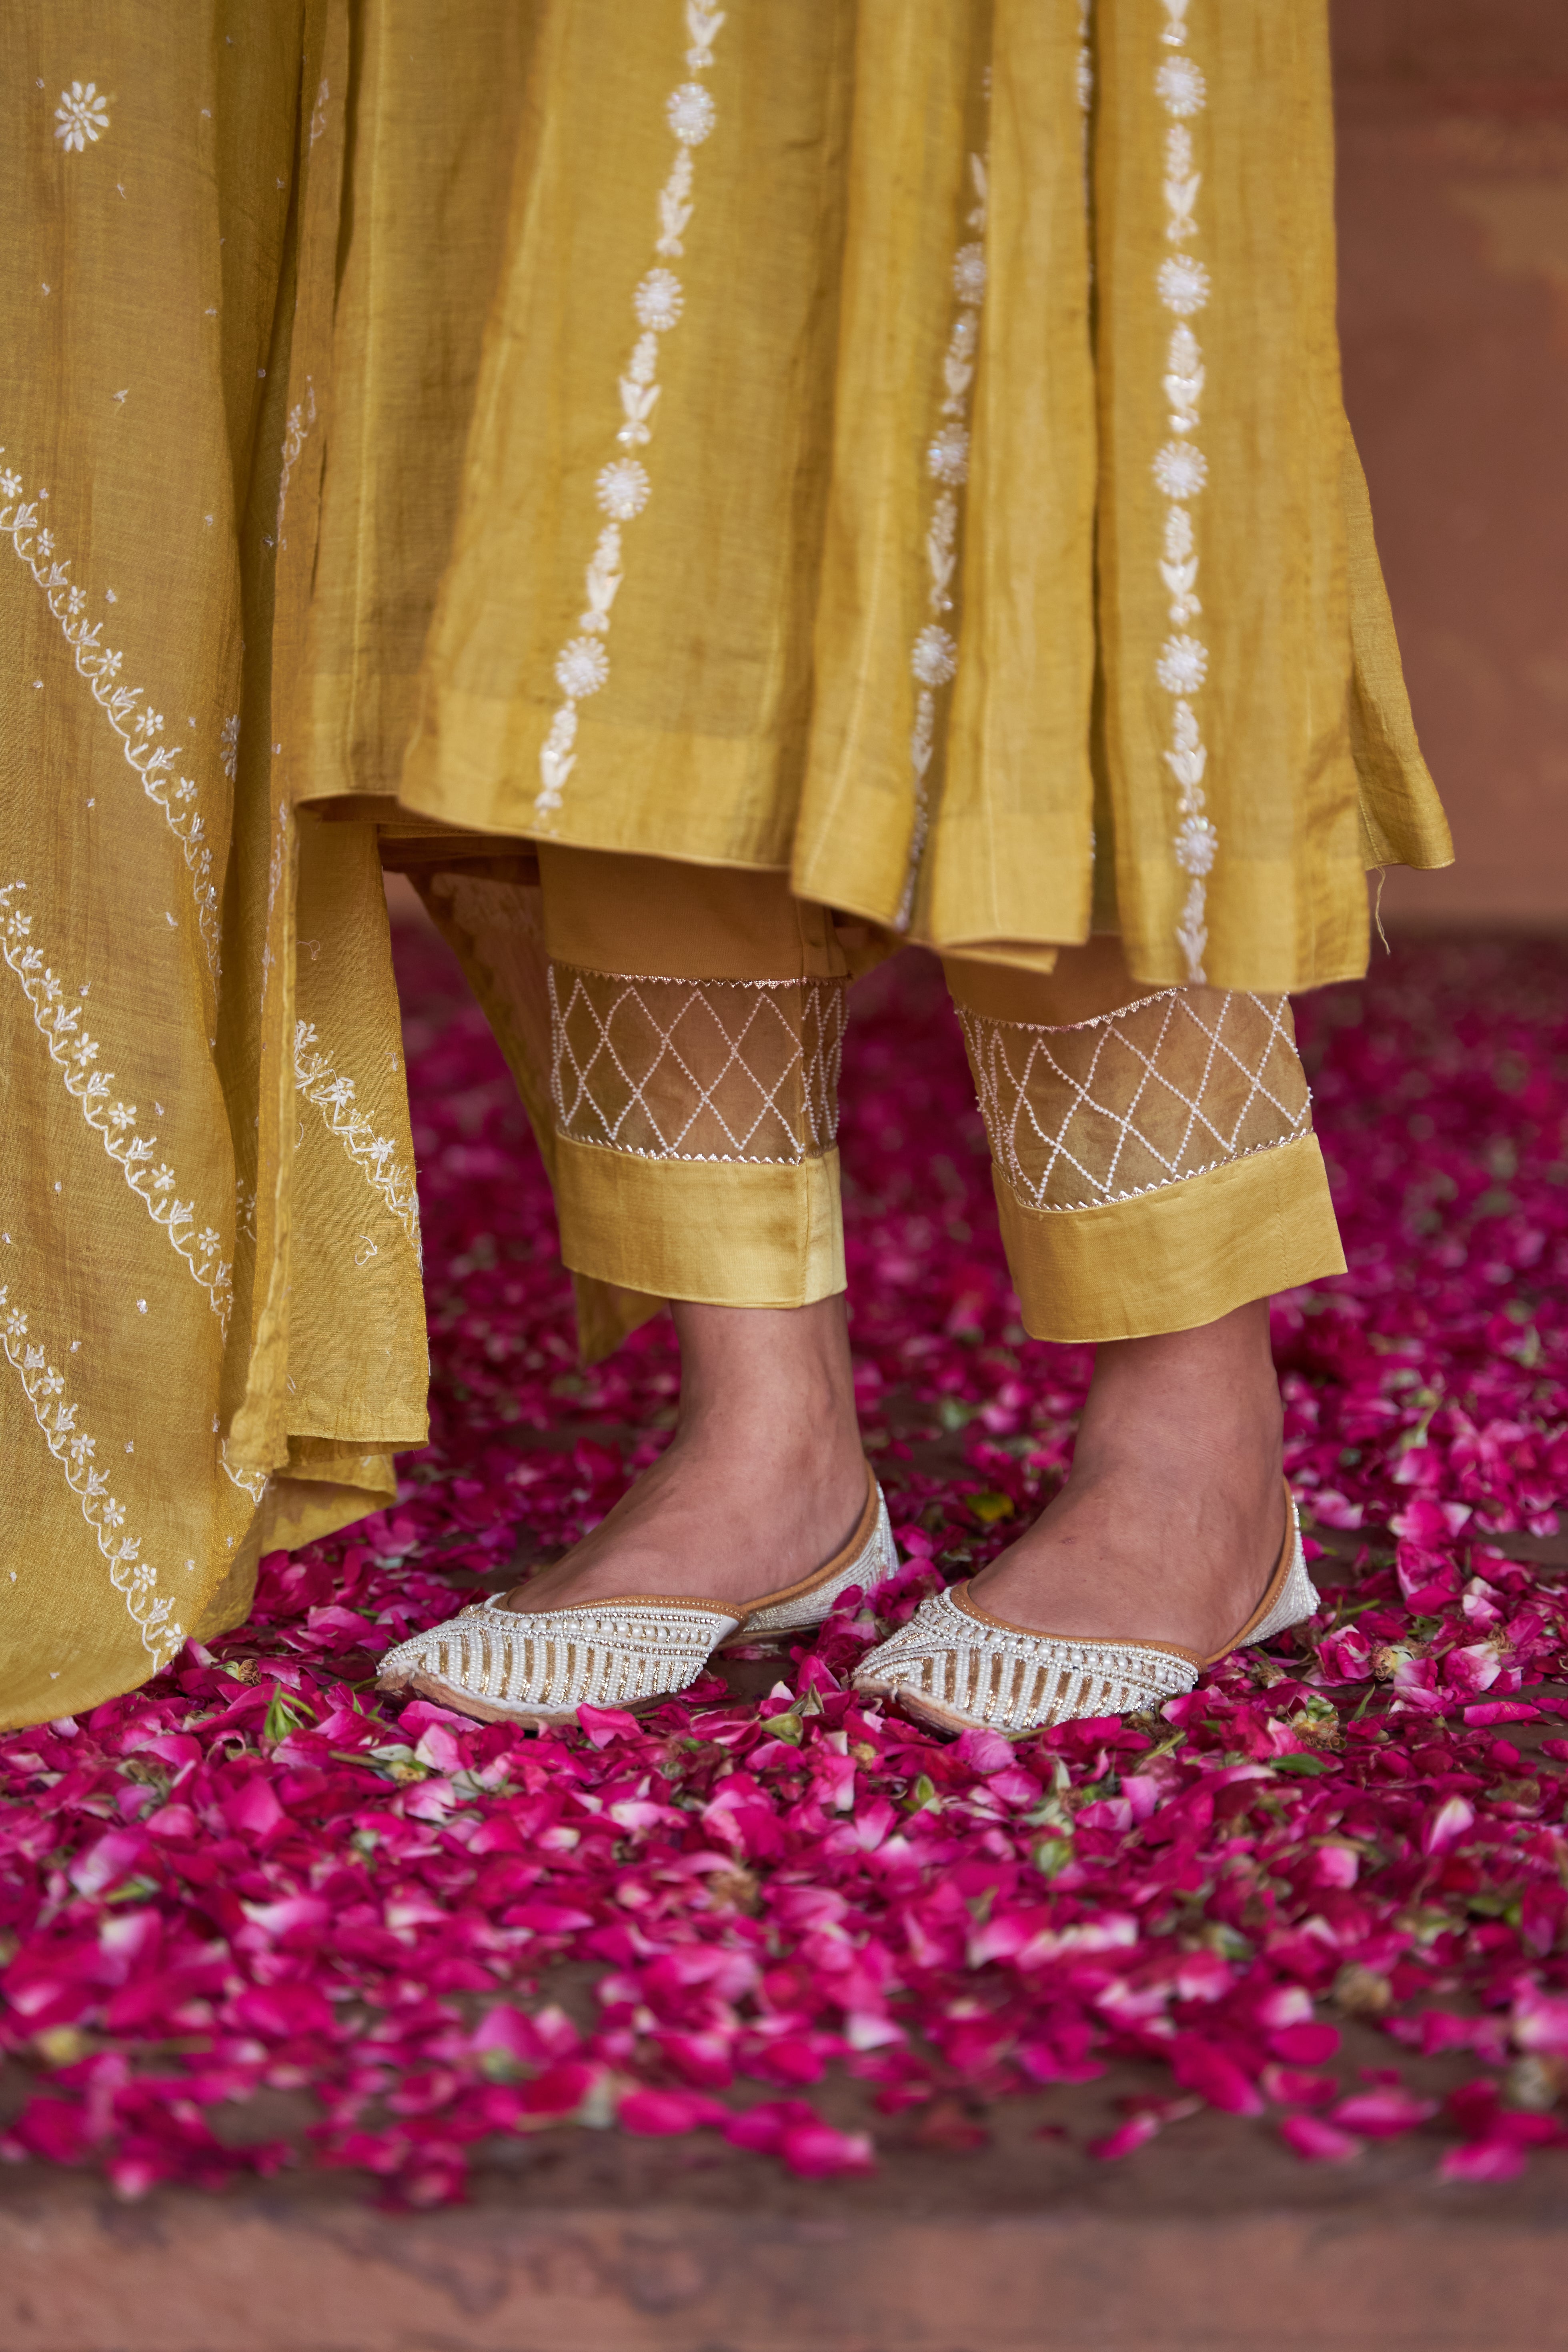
967, 1299, 1286, 1656
499, 1295, 868, 1616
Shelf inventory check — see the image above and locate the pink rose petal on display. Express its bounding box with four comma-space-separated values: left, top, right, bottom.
1282, 2115, 1364, 2164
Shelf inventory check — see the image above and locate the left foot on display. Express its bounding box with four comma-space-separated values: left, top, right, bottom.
966, 1299, 1286, 1657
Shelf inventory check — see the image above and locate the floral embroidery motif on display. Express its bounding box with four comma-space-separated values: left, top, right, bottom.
2, 1286, 183, 1670
294, 1021, 423, 1259
0, 465, 222, 988
533, 2, 727, 826
220, 714, 240, 781
1155, 0, 1216, 981
54, 82, 110, 152
276, 378, 316, 549
896, 149, 989, 931
1, 883, 233, 1331
260, 803, 291, 1014
220, 1441, 268, 1505
309, 78, 330, 147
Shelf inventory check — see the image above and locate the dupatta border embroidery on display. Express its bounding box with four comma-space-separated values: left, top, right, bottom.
293, 1020, 424, 1260
0, 463, 223, 995
0, 883, 234, 1333
1, 1286, 185, 1670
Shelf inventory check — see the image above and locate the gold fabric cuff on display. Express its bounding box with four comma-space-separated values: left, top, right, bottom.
555, 1134, 846, 1309
996, 1131, 1346, 1344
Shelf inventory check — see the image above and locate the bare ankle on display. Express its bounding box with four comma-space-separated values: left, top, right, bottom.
671, 1294, 861, 1470
1077, 1300, 1282, 1475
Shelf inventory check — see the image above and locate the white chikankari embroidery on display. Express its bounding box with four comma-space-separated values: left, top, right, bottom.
1154, 0, 1216, 983
1, 884, 233, 1331
0, 464, 222, 988
276, 378, 316, 548
2, 1286, 183, 1669
896, 147, 990, 931
533, 2, 727, 825
294, 1021, 422, 1259
309, 78, 330, 146
220, 1440, 268, 1505
55, 82, 110, 152
220, 713, 240, 780
259, 801, 291, 1014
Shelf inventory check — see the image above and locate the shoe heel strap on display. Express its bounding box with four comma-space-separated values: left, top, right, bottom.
737, 1460, 881, 1618
1237, 1487, 1320, 1651
1244, 1533, 1320, 1649
742, 1481, 896, 1637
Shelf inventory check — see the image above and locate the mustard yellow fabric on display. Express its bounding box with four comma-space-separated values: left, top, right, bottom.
1, 6, 427, 1731
543, 847, 850, 1314
944, 949, 1345, 1338
304, 0, 538, 813
555, 1138, 847, 1314
499, 847, 1342, 1343
343, 0, 1452, 993
992, 1135, 1344, 1345
539, 845, 851, 986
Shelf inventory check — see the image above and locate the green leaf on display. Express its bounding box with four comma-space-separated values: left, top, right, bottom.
1272, 1751, 1336, 1777
263, 1687, 311, 1744
969, 1492, 1015, 1525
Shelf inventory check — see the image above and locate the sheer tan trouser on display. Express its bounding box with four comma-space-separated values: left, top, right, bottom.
540, 847, 1345, 1344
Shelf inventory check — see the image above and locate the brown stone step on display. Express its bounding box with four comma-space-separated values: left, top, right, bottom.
4, 2093, 1566, 2352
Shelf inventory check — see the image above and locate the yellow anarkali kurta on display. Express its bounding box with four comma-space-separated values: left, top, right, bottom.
2, 0, 1448, 1731
308, 0, 1448, 989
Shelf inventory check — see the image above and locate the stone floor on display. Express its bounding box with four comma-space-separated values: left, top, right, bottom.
3, 2090, 1566, 2352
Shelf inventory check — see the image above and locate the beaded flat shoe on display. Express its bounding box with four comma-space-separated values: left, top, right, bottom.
376, 1461, 895, 1729
851, 1481, 1316, 1739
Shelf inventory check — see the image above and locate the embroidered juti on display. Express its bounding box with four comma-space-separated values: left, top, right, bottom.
1, 0, 1448, 1731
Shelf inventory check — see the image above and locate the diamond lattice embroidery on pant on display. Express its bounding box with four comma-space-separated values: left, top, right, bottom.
959, 987, 1312, 1211
549, 965, 845, 1164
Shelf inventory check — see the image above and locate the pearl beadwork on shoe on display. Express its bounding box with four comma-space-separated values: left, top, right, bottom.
377, 1595, 740, 1724
853, 1487, 1319, 1738
377, 1471, 897, 1727
853, 1586, 1199, 1733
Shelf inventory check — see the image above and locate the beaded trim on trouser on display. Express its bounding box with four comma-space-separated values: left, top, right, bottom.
549, 963, 845, 1166
958, 985, 1312, 1212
